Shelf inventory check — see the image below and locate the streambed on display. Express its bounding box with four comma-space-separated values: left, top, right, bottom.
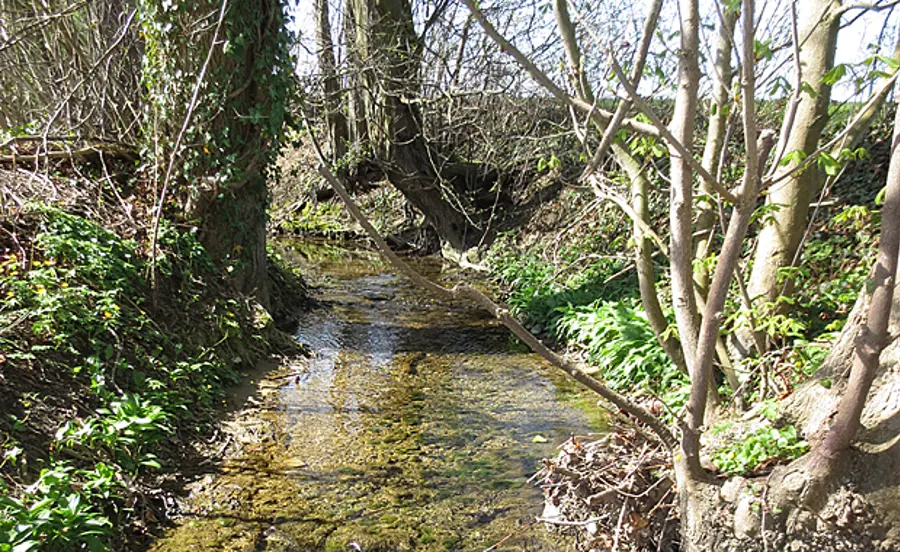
149, 240, 603, 551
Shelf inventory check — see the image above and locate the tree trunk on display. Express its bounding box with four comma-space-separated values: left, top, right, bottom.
314, 0, 348, 161
809, 91, 900, 474
695, 8, 738, 294
346, 0, 482, 251
343, 0, 369, 147
745, 0, 840, 310
668, 0, 702, 377
141, 0, 290, 305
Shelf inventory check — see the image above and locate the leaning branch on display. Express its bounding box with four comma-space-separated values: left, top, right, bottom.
309, 142, 676, 450
814, 75, 900, 467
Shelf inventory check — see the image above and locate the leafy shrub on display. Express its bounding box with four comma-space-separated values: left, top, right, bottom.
0, 463, 118, 551
0, 208, 265, 550
56, 394, 171, 472
486, 239, 636, 335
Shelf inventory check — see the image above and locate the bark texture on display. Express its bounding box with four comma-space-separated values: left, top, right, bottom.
348, 0, 482, 251
667, 0, 703, 380
695, 8, 738, 293
745, 0, 840, 310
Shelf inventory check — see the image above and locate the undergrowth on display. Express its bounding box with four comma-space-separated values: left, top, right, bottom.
486, 236, 688, 410
0, 207, 288, 550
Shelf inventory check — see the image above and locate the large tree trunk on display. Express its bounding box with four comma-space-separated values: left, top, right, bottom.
346, 0, 482, 251
745, 0, 840, 311
142, 0, 290, 305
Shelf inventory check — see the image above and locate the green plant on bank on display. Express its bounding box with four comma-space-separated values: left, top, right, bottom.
486, 235, 636, 334
0, 208, 262, 549
711, 424, 809, 476
556, 299, 684, 394
0, 463, 118, 552
486, 236, 689, 411
55, 394, 172, 473
281, 202, 347, 235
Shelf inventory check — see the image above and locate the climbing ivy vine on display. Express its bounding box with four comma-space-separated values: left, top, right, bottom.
138, 0, 294, 295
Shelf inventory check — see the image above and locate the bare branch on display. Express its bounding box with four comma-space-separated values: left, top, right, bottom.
459, 0, 660, 139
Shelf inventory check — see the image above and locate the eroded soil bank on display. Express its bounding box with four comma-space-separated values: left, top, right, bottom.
149, 240, 604, 551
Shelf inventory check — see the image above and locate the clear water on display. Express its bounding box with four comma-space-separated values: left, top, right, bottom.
149, 240, 603, 552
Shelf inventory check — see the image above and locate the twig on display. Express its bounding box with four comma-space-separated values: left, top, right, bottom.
0, 314, 29, 337
459, 0, 659, 138
41, 10, 138, 147
482, 520, 534, 552
536, 516, 602, 527
613, 497, 630, 552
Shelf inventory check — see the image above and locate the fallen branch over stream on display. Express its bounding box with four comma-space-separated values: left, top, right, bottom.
311, 155, 677, 450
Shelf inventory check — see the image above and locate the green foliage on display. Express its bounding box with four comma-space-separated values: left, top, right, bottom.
0, 463, 117, 551
281, 202, 347, 235
711, 424, 808, 476
537, 154, 561, 173
56, 394, 171, 473
821, 64, 846, 86
0, 208, 264, 550
629, 135, 667, 160
556, 299, 686, 396
138, 0, 295, 188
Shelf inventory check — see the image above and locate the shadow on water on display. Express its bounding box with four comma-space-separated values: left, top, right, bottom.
149, 239, 605, 552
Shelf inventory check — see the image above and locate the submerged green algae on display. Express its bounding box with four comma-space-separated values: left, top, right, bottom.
150, 241, 604, 551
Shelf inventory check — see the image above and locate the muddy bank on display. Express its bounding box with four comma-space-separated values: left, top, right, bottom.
149, 240, 606, 551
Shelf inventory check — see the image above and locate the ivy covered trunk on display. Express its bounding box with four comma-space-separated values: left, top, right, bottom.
139, 0, 292, 306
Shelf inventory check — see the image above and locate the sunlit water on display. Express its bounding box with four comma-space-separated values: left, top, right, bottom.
149, 240, 602, 552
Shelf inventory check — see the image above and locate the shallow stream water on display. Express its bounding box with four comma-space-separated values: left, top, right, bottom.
149, 240, 603, 551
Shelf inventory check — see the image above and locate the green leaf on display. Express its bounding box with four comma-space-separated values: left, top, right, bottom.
875, 185, 887, 205
876, 54, 900, 70
754, 40, 774, 61
140, 458, 162, 469
821, 64, 846, 86
778, 149, 807, 167
818, 152, 841, 176
799, 81, 819, 98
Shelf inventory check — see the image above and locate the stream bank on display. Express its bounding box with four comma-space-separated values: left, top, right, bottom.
149, 239, 606, 551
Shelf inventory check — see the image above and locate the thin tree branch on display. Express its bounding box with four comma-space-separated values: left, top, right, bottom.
605, 53, 739, 205
459, 0, 660, 139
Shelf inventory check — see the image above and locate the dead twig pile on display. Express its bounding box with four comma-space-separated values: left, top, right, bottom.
536, 429, 679, 551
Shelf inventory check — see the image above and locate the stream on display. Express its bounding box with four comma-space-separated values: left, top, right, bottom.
149, 240, 603, 551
